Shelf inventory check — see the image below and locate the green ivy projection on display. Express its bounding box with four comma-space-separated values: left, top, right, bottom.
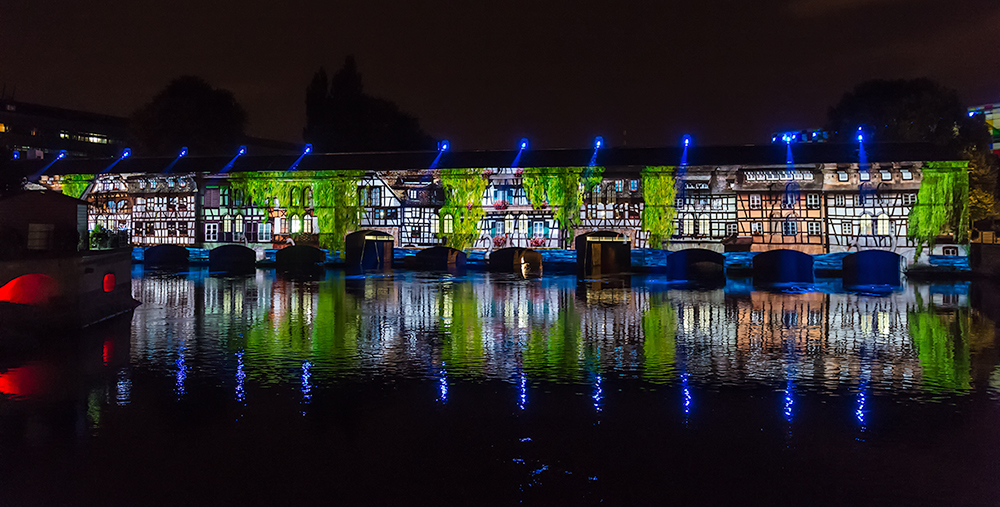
438, 167, 489, 251
640, 166, 678, 248
59, 174, 96, 199
907, 161, 969, 259
228, 170, 363, 256
521, 166, 604, 247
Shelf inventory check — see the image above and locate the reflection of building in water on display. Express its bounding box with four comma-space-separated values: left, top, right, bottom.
673, 290, 739, 379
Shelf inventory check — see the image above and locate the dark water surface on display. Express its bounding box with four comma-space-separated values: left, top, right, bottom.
2, 268, 1000, 506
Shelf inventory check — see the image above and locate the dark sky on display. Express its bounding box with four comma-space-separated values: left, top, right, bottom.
2, 0, 998, 150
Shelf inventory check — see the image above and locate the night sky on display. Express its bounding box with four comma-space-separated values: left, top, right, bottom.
2, 0, 998, 150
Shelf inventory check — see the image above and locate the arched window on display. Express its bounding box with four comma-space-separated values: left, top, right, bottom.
290, 187, 300, 208
876, 213, 890, 235
305, 188, 313, 207
698, 215, 710, 237
505, 215, 515, 236
683, 214, 694, 236
291, 215, 301, 234
859, 213, 872, 235
443, 214, 454, 234
303, 214, 312, 233
782, 214, 797, 236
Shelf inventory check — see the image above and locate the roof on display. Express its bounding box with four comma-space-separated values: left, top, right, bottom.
0, 189, 87, 206
18, 142, 959, 176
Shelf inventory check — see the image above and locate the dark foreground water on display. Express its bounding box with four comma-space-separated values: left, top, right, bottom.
2, 268, 1000, 506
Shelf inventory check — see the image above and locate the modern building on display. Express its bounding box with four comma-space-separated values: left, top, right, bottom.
969, 102, 1000, 154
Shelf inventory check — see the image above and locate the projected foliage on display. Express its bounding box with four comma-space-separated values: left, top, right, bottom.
521, 166, 604, 247
228, 170, 363, 255
59, 174, 96, 199
439, 167, 489, 251
908, 303, 971, 395
641, 166, 678, 248
438, 282, 484, 377
907, 161, 969, 258
642, 294, 677, 383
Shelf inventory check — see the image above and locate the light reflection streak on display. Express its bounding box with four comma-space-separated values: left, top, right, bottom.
116, 369, 131, 406
301, 361, 312, 415
593, 374, 603, 413
783, 379, 794, 423
518, 372, 527, 411
438, 365, 448, 404
681, 373, 692, 417
174, 348, 187, 399
235, 351, 246, 404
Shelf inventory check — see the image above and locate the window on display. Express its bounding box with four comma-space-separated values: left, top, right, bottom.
205, 188, 220, 208
880, 171, 892, 181
808, 221, 821, 236
178, 222, 189, 237
842, 220, 853, 236
859, 214, 873, 235
408, 189, 418, 201
145, 223, 155, 236
534, 221, 544, 236
614, 180, 623, 192
903, 193, 916, 206
291, 215, 301, 234
443, 214, 454, 234
901, 170, 913, 180
629, 180, 638, 192
782, 218, 797, 236
751, 222, 763, 235
167, 222, 177, 237
411, 226, 421, 238
26, 223, 54, 250
683, 214, 694, 236
782, 192, 797, 209
876, 214, 890, 235
133, 221, 143, 235
675, 197, 684, 208
838, 172, 849, 182
835, 194, 845, 206
303, 215, 313, 234
860, 171, 870, 181
942, 246, 959, 256
858, 193, 867, 206
806, 194, 820, 209
726, 222, 738, 236
698, 215, 710, 237
750, 194, 761, 209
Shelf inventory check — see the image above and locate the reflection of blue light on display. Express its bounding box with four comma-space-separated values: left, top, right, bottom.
235, 351, 246, 403
593, 374, 603, 412
681, 373, 692, 415
438, 366, 448, 404
174, 348, 187, 398
783, 381, 794, 422
301, 361, 312, 415
518, 373, 527, 411
856, 390, 867, 429
116, 369, 131, 406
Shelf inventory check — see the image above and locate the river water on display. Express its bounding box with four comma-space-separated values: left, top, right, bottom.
2, 268, 1000, 506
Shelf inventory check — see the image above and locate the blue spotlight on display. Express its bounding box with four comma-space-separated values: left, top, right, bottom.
219, 145, 247, 174
682, 134, 692, 147
511, 138, 528, 168
438, 140, 450, 151
594, 136, 603, 149
430, 140, 449, 169
288, 143, 314, 171
968, 111, 976, 117
11, 151, 18, 160
100, 147, 133, 174
164, 146, 188, 173
857, 126, 864, 143
520, 138, 528, 150
30, 150, 69, 181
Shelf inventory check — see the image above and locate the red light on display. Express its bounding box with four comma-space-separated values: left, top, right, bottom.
0, 274, 58, 306
103, 339, 114, 365
103, 273, 115, 292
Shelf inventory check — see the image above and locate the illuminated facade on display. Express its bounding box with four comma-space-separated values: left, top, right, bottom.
33, 143, 963, 259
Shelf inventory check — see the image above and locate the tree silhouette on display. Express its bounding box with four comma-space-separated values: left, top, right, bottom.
131, 76, 248, 156
304, 57, 436, 153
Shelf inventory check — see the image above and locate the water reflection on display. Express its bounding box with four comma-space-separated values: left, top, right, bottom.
122, 269, 998, 404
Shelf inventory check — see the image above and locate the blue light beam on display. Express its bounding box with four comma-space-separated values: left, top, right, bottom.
429, 140, 449, 169
100, 148, 131, 175
288, 144, 313, 171
29, 149, 67, 181
163, 146, 188, 173
589, 136, 603, 167
218, 145, 247, 174
511, 138, 528, 168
